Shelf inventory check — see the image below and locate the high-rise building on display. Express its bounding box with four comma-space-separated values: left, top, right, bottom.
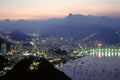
1, 43, 7, 54
10, 42, 23, 53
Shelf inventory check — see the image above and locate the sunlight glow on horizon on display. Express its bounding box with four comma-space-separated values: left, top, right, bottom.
0, 0, 120, 20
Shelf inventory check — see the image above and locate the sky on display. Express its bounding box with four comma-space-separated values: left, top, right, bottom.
0, 0, 120, 20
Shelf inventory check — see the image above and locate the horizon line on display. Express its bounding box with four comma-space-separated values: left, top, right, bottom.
0, 13, 120, 21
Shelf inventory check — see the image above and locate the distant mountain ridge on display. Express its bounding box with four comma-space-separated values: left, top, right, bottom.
0, 13, 120, 45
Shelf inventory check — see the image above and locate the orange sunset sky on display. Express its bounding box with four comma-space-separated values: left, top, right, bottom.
0, 0, 120, 20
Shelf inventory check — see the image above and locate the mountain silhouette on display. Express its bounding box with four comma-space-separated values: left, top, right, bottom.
10, 31, 32, 41
0, 13, 120, 45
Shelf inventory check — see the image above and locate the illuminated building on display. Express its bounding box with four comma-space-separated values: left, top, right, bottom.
97, 43, 103, 47
10, 42, 23, 53
1, 43, 7, 54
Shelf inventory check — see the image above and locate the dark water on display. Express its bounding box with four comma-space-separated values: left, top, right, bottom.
59, 50, 120, 80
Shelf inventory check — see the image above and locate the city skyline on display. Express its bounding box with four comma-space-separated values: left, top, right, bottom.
0, 0, 120, 20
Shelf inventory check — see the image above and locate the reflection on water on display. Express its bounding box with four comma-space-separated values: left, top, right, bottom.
90, 52, 120, 58
89, 48, 120, 58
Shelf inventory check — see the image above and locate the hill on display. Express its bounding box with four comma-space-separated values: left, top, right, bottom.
10, 31, 32, 41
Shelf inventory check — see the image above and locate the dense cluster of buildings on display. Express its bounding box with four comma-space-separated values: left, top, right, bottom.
0, 31, 120, 59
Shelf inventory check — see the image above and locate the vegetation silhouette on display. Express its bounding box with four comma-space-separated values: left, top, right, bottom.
1, 57, 33, 80
0, 55, 8, 72
28, 58, 71, 80
0, 56, 71, 80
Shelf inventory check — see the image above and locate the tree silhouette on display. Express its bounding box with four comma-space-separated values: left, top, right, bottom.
0, 55, 8, 72
28, 58, 71, 80
1, 57, 33, 80
0, 56, 71, 80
